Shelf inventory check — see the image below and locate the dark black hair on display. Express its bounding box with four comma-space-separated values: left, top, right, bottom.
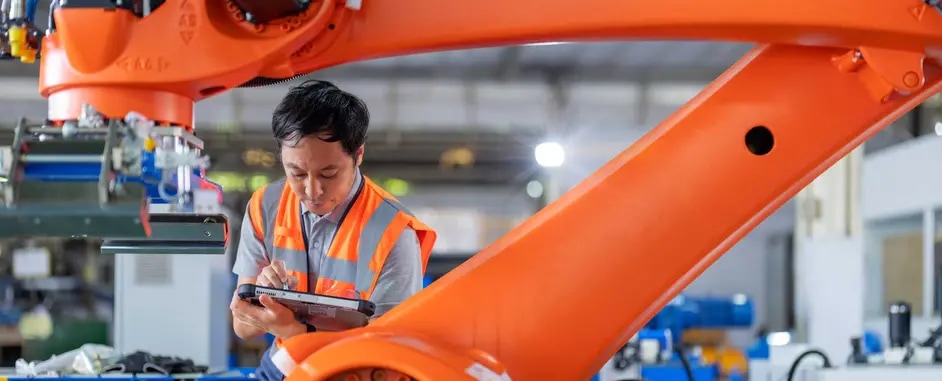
271, 80, 369, 156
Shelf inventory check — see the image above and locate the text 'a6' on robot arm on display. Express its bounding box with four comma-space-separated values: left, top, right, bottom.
6, 0, 942, 380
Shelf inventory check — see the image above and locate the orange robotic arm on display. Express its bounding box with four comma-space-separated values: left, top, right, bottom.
28, 0, 942, 380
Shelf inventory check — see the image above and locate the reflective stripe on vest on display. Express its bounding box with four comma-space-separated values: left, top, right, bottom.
249, 180, 305, 290
249, 178, 413, 297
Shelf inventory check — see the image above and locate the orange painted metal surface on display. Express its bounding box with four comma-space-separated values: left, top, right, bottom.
39, 0, 942, 125
32, 0, 942, 379
373, 44, 942, 380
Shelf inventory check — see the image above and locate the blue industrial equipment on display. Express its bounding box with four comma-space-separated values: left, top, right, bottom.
639, 329, 673, 356
645, 293, 754, 346
746, 336, 770, 360
863, 330, 883, 354
0, 108, 227, 254
747, 330, 792, 360
601, 327, 718, 381
746, 329, 883, 361
641, 364, 718, 381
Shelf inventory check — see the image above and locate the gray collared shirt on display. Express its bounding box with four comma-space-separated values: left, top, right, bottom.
232, 169, 424, 317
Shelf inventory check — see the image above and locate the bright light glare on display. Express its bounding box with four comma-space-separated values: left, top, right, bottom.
526, 180, 544, 198
534, 142, 565, 168
732, 293, 748, 305
767, 331, 792, 346
527, 42, 568, 47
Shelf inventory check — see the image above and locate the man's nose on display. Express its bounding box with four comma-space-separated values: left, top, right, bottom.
304, 179, 323, 199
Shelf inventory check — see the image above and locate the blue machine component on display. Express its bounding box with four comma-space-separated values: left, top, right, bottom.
22, 151, 216, 209
747, 328, 883, 362
747, 328, 883, 361
746, 336, 770, 359
0, 111, 228, 254
747, 330, 790, 360
645, 293, 754, 345
641, 364, 718, 381
0, 308, 22, 326
863, 329, 883, 354
639, 328, 673, 354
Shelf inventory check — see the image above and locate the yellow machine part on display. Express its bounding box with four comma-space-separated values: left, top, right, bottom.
700, 346, 748, 377
8, 26, 36, 63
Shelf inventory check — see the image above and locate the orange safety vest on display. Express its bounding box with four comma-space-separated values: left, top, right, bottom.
247, 175, 437, 301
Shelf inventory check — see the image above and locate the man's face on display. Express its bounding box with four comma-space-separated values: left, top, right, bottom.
280, 135, 362, 216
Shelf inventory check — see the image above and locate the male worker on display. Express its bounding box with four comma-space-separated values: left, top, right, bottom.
228, 80, 437, 379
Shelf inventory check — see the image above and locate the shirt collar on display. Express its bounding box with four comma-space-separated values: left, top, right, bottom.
300, 168, 362, 223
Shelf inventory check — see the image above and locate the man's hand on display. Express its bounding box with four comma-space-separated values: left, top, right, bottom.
230, 293, 306, 340
257, 259, 299, 289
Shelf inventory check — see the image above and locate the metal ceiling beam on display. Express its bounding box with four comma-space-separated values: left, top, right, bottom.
201, 129, 543, 145
495, 47, 523, 81
208, 161, 535, 186
201, 131, 537, 168
0, 128, 543, 148
0, 127, 541, 181
0, 77, 701, 134
205, 144, 536, 165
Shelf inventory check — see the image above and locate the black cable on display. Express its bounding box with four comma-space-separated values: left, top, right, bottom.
920, 325, 942, 347
786, 349, 832, 381
673, 345, 695, 381
903, 346, 916, 364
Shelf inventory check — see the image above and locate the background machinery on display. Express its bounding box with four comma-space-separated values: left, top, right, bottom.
1, 0, 942, 380
0, 108, 228, 254
0, 0, 228, 254
599, 294, 754, 381
765, 301, 942, 381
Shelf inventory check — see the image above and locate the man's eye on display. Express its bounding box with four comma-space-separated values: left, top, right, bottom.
320, 173, 337, 179
291, 173, 306, 179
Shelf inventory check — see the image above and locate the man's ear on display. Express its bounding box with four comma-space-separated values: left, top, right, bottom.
354, 145, 365, 167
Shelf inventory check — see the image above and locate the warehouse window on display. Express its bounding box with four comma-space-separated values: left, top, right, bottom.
864, 214, 925, 317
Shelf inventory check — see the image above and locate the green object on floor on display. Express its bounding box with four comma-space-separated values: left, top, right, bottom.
23, 319, 109, 361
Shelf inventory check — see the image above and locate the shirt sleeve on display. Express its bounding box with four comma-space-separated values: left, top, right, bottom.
231, 206, 270, 277
368, 226, 423, 317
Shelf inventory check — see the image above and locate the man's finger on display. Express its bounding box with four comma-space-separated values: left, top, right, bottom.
237, 302, 267, 321
232, 310, 251, 322
270, 260, 289, 280
243, 319, 265, 331
230, 297, 248, 311
258, 269, 283, 288
232, 309, 255, 324
229, 295, 242, 310
259, 294, 295, 321
258, 294, 279, 310
231, 299, 257, 314
258, 295, 288, 314
235, 312, 265, 330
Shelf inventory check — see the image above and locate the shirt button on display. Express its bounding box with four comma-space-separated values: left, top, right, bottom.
313, 242, 320, 249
